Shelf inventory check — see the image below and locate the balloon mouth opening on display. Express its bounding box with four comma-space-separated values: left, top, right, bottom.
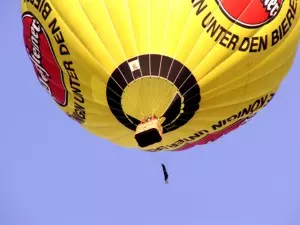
134, 115, 163, 148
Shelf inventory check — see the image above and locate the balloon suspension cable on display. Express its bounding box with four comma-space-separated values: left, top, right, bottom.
161, 163, 169, 184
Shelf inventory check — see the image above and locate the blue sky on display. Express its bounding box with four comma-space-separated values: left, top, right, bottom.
1, 2, 300, 225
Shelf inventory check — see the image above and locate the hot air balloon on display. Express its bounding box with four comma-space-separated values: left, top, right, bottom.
21, 0, 300, 152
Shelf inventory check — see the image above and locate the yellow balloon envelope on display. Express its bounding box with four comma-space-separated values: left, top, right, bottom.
21, 0, 300, 151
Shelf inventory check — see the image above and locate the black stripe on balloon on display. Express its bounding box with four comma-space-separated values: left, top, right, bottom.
138, 55, 150, 76
106, 54, 201, 133
119, 62, 134, 83
161, 93, 182, 128
160, 56, 173, 78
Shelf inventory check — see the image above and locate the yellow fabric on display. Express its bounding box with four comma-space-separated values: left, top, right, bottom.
22, 0, 300, 151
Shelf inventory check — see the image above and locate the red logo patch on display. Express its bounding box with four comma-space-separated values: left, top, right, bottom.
217, 0, 285, 28
22, 13, 68, 106
177, 116, 254, 151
